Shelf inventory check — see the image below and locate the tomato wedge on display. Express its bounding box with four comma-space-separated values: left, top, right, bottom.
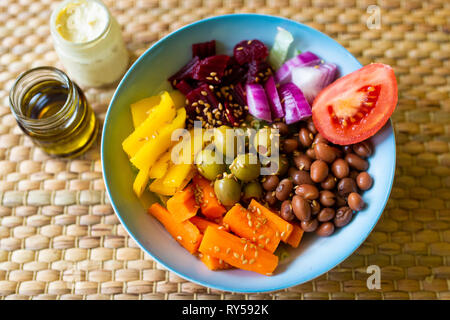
312, 63, 397, 145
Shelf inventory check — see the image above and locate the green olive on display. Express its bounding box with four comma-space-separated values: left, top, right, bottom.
214, 125, 237, 159
195, 147, 227, 181
214, 176, 242, 206
253, 127, 279, 157
229, 153, 261, 182
242, 181, 263, 202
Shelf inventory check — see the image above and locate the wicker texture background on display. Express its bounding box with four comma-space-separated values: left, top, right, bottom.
0, 0, 449, 300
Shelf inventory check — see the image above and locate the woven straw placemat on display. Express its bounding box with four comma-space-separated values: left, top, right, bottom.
0, 0, 448, 300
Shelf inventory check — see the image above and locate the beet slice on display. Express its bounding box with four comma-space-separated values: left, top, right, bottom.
168, 56, 200, 88
192, 55, 230, 85
185, 84, 221, 126
230, 82, 246, 106
192, 40, 216, 59
246, 60, 273, 84
175, 80, 194, 95
233, 39, 269, 65
222, 57, 248, 85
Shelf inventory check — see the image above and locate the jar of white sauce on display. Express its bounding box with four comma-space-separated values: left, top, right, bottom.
50, 0, 129, 87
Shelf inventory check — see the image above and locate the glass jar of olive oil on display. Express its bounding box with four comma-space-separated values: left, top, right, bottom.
9, 66, 98, 157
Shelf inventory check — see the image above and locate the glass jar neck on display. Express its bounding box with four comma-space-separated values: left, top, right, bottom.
9, 66, 79, 132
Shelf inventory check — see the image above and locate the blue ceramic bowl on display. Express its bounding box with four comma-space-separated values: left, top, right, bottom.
102, 14, 396, 293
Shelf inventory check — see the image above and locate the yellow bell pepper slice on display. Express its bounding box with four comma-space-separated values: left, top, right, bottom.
162, 163, 194, 188
149, 151, 171, 179
130, 95, 161, 128
133, 168, 150, 197
131, 108, 186, 172
122, 91, 176, 158
149, 178, 177, 196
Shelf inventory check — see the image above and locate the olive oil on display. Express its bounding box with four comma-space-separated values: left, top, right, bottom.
10, 67, 98, 157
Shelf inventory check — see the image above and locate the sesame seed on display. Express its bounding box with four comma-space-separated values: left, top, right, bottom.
214, 246, 220, 252
281, 231, 286, 238
242, 259, 248, 265
176, 236, 182, 241
258, 234, 265, 240
248, 220, 253, 227
226, 248, 231, 254
249, 259, 255, 264
265, 238, 270, 244
201, 91, 208, 96
247, 40, 252, 45
236, 47, 244, 50
233, 252, 239, 259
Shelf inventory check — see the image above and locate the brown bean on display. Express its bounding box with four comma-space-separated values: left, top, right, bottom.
280, 200, 294, 221
262, 175, 279, 191
310, 199, 321, 215
264, 191, 277, 206
275, 178, 293, 201
292, 195, 311, 221
345, 153, 369, 171
293, 153, 312, 171
335, 195, 347, 207
295, 184, 319, 200
352, 140, 373, 158
319, 190, 336, 207
337, 177, 357, 197
305, 148, 316, 159
347, 192, 365, 211
306, 118, 317, 134
330, 146, 344, 159
316, 222, 335, 236
314, 143, 337, 163
301, 219, 319, 232
343, 145, 353, 154
283, 138, 299, 153
310, 160, 329, 183
298, 128, 313, 147
313, 133, 328, 145
318, 208, 335, 222
334, 206, 353, 227
331, 158, 349, 179
356, 172, 373, 190
349, 170, 359, 180
272, 122, 289, 136
321, 174, 337, 190
291, 169, 314, 186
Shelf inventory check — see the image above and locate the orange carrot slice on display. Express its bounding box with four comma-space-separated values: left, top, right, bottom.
223, 203, 280, 253
248, 199, 293, 242
199, 226, 278, 276
199, 253, 231, 271
190, 216, 221, 233
190, 216, 231, 270
167, 186, 199, 223
148, 203, 202, 254
192, 175, 226, 219
286, 222, 304, 248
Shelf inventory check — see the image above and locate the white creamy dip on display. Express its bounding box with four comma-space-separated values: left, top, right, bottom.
55, 0, 109, 43
50, 0, 129, 87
